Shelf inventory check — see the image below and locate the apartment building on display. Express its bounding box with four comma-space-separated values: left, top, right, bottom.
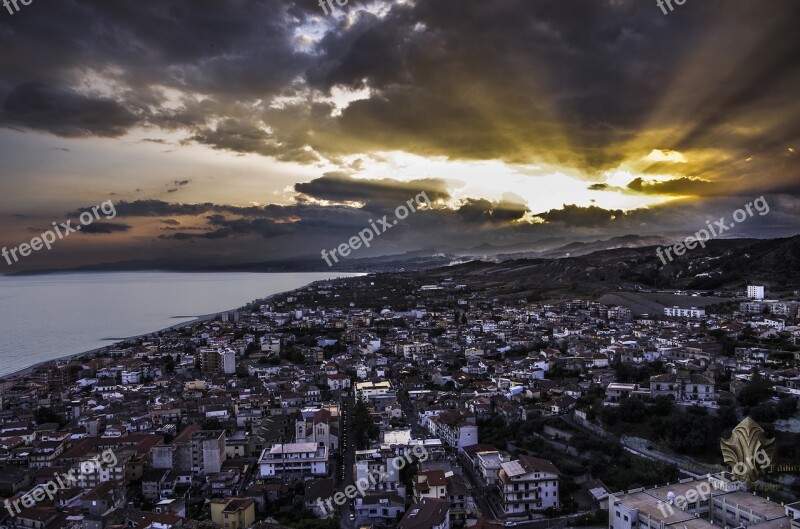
498, 455, 560, 515
258, 442, 328, 479
475, 450, 505, 485
190, 430, 227, 475
663, 307, 706, 318
608, 475, 795, 529
355, 380, 393, 401
748, 285, 765, 300
424, 410, 478, 449
355, 494, 406, 526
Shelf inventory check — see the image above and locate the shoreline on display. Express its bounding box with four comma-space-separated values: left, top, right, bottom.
0, 311, 223, 381
0, 273, 364, 381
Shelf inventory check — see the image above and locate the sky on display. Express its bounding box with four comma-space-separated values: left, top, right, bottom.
0, 0, 798, 271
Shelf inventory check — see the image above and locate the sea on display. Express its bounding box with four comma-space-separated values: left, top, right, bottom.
0, 271, 363, 377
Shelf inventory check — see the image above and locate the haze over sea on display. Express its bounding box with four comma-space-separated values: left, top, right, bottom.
0, 271, 361, 377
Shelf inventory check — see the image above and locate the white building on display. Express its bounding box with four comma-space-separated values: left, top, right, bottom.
649, 371, 715, 402
424, 410, 478, 449
121, 370, 141, 385
748, 285, 765, 300
475, 451, 506, 485
355, 380, 393, 401
608, 475, 796, 529
663, 306, 706, 318
498, 455, 560, 514
222, 349, 236, 374
258, 442, 328, 479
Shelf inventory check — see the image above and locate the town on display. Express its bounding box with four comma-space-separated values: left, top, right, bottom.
0, 272, 798, 529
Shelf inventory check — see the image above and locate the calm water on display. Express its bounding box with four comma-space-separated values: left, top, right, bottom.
0, 271, 361, 377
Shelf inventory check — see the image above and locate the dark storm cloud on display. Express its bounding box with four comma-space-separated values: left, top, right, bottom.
0, 84, 138, 137
536, 205, 626, 228
78, 222, 132, 234
294, 172, 451, 209
457, 196, 529, 224
627, 177, 715, 196
0, 0, 795, 185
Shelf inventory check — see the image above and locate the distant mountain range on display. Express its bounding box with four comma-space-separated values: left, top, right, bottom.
9, 235, 800, 297
407, 235, 800, 300
7, 234, 673, 275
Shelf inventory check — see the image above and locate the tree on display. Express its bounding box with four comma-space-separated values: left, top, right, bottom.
737, 373, 774, 407
351, 399, 379, 449
35, 407, 66, 427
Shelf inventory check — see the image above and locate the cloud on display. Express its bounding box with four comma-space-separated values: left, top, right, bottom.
536, 204, 625, 228
0, 84, 138, 138
627, 177, 715, 196
294, 172, 451, 209
78, 222, 132, 234
457, 194, 529, 224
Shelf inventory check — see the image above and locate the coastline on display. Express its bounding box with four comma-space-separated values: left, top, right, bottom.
0, 273, 362, 381
0, 311, 222, 381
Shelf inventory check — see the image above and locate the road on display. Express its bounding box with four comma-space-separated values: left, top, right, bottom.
339, 389, 356, 529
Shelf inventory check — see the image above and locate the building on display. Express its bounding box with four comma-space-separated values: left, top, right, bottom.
475, 451, 505, 485
398, 498, 451, 529
327, 373, 351, 391
748, 285, 765, 300
608, 475, 795, 529
355, 493, 406, 526
210, 498, 256, 529
498, 455, 560, 515
355, 380, 393, 401
191, 430, 227, 475
402, 342, 435, 358
663, 307, 706, 319
413, 470, 448, 502
649, 371, 715, 402
295, 409, 339, 452
258, 442, 328, 479
424, 410, 478, 448
198, 348, 236, 374
740, 301, 767, 314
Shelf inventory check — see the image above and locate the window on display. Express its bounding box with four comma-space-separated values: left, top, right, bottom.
624, 515, 629, 522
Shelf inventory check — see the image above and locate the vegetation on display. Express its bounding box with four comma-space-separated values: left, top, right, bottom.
350, 399, 379, 449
